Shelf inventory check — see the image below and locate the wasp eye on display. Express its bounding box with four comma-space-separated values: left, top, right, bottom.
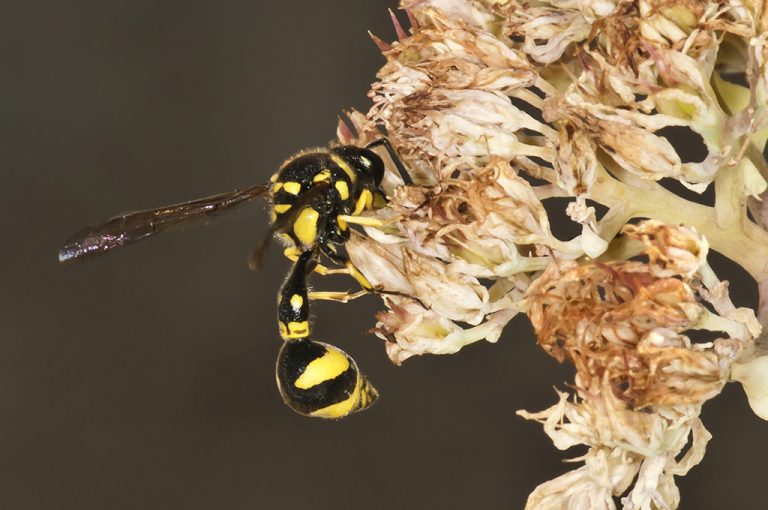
331, 146, 385, 186
360, 148, 385, 186
276, 339, 378, 419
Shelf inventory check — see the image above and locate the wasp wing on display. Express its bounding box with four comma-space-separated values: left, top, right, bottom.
247, 181, 332, 271
59, 183, 270, 264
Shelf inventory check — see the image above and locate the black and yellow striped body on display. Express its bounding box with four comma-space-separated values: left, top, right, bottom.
58, 136, 411, 420
267, 145, 392, 418
277, 250, 312, 340
269, 146, 383, 251
276, 339, 378, 419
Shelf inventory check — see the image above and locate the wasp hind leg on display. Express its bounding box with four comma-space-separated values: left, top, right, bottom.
307, 290, 369, 303
316, 245, 416, 303
320, 244, 374, 291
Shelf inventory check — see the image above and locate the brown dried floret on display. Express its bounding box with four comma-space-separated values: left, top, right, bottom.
552, 121, 597, 195
365, 157, 566, 272
525, 259, 723, 407
622, 220, 707, 278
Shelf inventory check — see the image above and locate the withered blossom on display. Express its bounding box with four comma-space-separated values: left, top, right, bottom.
329, 0, 768, 507
622, 220, 708, 279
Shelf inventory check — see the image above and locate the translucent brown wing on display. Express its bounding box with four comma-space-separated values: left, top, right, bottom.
247, 180, 332, 271
59, 183, 270, 264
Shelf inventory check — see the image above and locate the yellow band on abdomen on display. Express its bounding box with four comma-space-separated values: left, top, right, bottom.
294, 348, 350, 389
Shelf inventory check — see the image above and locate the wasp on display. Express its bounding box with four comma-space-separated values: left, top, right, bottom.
59, 138, 413, 419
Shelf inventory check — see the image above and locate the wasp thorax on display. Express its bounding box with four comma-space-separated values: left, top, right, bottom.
276, 339, 378, 419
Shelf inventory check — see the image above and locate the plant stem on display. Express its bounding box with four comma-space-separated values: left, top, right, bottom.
588, 169, 768, 282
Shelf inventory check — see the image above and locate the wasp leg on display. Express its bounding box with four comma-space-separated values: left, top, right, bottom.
308, 284, 419, 305
350, 188, 374, 216
336, 215, 384, 228
319, 246, 425, 305
282, 246, 349, 276
319, 245, 373, 291
277, 250, 315, 340
365, 137, 414, 185
308, 290, 369, 303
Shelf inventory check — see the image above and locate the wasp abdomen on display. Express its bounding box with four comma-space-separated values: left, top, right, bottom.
276, 339, 378, 419
277, 251, 313, 340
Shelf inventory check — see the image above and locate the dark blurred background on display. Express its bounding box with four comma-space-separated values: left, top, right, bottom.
1, 1, 766, 509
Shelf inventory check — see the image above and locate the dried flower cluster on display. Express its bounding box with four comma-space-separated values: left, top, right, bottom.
333, 1, 768, 508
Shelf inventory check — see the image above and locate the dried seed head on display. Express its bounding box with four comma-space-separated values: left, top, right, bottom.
333, 0, 768, 507
523, 257, 725, 408
622, 220, 708, 279
553, 122, 597, 196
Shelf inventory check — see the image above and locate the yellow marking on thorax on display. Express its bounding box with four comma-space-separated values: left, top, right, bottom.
331, 154, 357, 183
270, 172, 279, 183
293, 207, 319, 246
309, 374, 362, 419
272, 182, 284, 192
282, 181, 301, 195
334, 181, 350, 200
352, 189, 373, 215
274, 203, 292, 214
294, 348, 350, 389
290, 294, 304, 310
313, 169, 331, 183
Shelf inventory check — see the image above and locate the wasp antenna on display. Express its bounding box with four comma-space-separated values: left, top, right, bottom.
388, 9, 408, 41
405, 8, 419, 30
368, 30, 391, 52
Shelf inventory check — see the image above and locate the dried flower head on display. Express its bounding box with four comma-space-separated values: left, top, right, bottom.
332, 0, 768, 507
